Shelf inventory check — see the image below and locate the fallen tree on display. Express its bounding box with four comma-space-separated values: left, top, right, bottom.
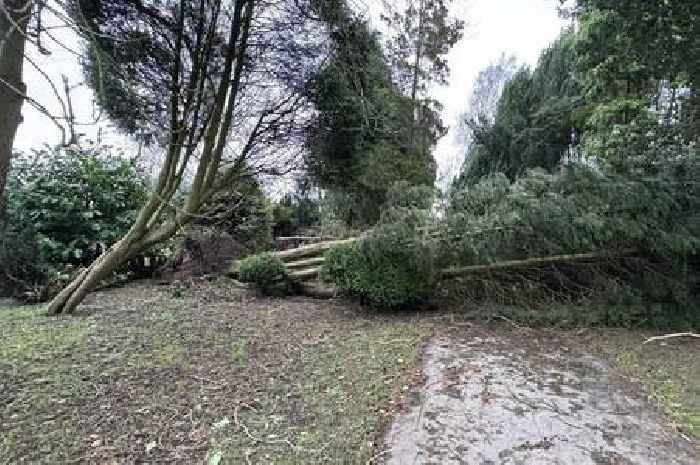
439, 250, 635, 278
314, 167, 699, 319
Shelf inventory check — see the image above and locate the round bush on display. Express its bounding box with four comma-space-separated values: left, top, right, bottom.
322, 232, 436, 309
238, 253, 292, 296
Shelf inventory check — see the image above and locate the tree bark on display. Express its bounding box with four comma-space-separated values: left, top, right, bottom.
47, 237, 136, 314
0, 0, 31, 222
439, 250, 634, 279
409, 0, 425, 147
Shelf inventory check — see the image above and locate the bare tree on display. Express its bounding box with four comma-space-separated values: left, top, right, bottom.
455, 53, 517, 148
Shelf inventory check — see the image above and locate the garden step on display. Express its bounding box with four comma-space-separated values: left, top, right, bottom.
277, 238, 357, 262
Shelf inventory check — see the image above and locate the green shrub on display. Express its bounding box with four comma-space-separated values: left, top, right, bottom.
323, 234, 435, 309
322, 186, 438, 309
321, 242, 363, 291
2, 144, 152, 300
8, 145, 148, 266
238, 253, 292, 296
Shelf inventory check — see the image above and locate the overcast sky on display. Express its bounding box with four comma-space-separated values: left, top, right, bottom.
15, 0, 568, 186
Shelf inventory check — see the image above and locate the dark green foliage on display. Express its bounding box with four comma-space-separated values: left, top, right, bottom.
1, 145, 149, 299
74, 0, 179, 142
322, 235, 435, 309
197, 177, 272, 252
305, 6, 437, 226
572, 1, 700, 173
446, 166, 699, 265
271, 189, 320, 238
457, 32, 584, 184
321, 241, 363, 292
7, 146, 147, 264
238, 253, 292, 296
444, 162, 700, 319
445, 2, 700, 327
322, 184, 437, 308
574, 1, 700, 92
0, 223, 55, 300
459, 1, 700, 183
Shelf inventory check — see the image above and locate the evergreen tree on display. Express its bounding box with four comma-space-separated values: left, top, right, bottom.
305, 4, 438, 225
456, 32, 583, 184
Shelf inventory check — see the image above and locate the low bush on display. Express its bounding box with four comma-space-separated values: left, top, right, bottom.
321, 242, 362, 291
323, 237, 435, 309
238, 253, 292, 296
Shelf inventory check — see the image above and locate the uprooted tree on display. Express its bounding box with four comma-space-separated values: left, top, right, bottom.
46, 0, 327, 314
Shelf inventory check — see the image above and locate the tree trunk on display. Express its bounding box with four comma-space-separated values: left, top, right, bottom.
0, 0, 31, 222
48, 237, 140, 314
439, 250, 634, 279
409, 0, 424, 106
46, 0, 262, 314
409, 0, 425, 147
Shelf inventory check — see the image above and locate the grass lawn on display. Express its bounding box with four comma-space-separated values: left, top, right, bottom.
1, 280, 697, 463
1, 280, 429, 464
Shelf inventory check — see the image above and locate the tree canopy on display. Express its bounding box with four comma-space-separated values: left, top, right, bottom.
304, 3, 441, 225
456, 0, 700, 186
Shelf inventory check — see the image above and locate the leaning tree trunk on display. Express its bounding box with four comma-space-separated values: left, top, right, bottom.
47, 0, 261, 314
47, 237, 139, 314
0, 0, 31, 222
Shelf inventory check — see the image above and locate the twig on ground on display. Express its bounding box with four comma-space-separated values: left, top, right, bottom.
366, 449, 390, 465
643, 333, 700, 344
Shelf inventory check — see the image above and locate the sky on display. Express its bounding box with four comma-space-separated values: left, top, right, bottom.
15, 0, 568, 188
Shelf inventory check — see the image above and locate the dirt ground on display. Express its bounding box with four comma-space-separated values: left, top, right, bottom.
1, 280, 698, 464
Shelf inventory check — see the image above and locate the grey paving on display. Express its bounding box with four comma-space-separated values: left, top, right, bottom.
384, 335, 698, 465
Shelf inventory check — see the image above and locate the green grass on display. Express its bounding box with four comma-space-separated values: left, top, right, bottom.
229, 338, 247, 364
0, 305, 92, 369
0, 304, 94, 464
212, 322, 428, 464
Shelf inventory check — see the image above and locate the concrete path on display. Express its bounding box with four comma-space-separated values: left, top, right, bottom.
384, 334, 698, 465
